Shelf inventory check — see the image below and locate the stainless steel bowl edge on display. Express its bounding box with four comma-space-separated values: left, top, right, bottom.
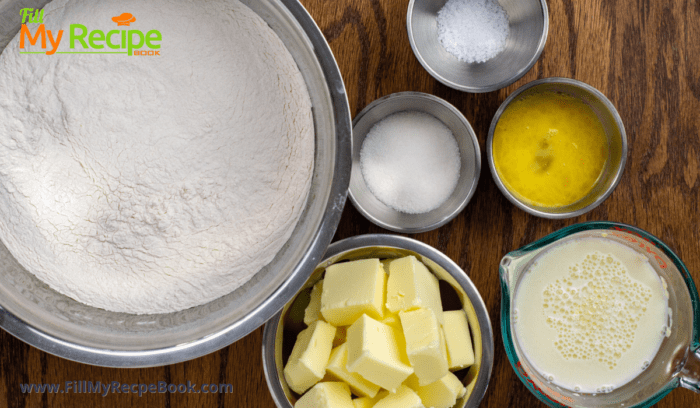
263, 234, 495, 408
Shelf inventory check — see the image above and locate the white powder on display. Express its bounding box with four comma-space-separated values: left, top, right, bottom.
0, 0, 314, 314
437, 0, 510, 63
360, 112, 461, 214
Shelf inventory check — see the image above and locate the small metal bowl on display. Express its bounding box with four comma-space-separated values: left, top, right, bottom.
487, 77, 628, 219
407, 0, 549, 93
349, 92, 481, 233
262, 234, 494, 408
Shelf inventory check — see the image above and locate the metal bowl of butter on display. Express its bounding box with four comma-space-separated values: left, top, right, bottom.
262, 234, 494, 408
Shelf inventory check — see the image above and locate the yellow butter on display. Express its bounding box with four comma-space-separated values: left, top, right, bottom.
283, 320, 337, 394
380, 312, 406, 350
352, 397, 375, 408
346, 314, 413, 393
303, 280, 324, 325
380, 312, 401, 330
386, 256, 443, 325
443, 310, 475, 370
327, 343, 381, 398
321, 259, 386, 326
373, 385, 425, 408
400, 308, 449, 385
404, 372, 466, 408
295, 381, 354, 408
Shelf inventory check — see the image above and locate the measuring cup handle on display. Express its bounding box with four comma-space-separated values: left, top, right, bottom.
680, 348, 700, 393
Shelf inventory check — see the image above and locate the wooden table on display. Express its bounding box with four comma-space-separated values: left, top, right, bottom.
2, 0, 699, 407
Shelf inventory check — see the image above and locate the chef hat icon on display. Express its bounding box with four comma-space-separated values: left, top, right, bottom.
112, 13, 136, 26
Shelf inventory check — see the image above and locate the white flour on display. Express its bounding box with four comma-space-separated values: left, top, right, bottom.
0, 0, 314, 314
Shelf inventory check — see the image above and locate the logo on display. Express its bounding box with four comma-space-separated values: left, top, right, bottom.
18, 8, 161, 56
20, 8, 44, 24
112, 13, 136, 27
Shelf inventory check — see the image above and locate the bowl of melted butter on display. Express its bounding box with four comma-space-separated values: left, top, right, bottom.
487, 77, 627, 219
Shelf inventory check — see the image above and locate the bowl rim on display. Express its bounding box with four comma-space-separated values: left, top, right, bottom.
0, 0, 352, 368
486, 77, 628, 219
261, 233, 495, 408
406, 0, 550, 93
348, 91, 481, 233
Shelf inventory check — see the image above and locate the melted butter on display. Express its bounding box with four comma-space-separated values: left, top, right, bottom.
493, 92, 609, 208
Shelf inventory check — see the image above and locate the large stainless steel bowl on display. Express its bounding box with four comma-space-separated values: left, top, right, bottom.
0, 0, 351, 367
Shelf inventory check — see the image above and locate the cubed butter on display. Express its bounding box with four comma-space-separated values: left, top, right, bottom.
295, 382, 354, 408
386, 256, 444, 325
400, 308, 449, 385
380, 312, 400, 328
327, 343, 381, 398
439, 327, 448, 367
373, 385, 425, 408
346, 314, 413, 393
283, 320, 337, 394
404, 372, 467, 408
321, 259, 386, 326
303, 280, 324, 325
352, 397, 375, 408
443, 310, 475, 370
380, 312, 407, 354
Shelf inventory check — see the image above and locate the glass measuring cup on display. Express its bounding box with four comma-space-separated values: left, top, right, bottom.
500, 221, 700, 407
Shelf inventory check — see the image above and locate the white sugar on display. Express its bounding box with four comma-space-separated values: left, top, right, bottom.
360, 111, 461, 214
437, 0, 510, 63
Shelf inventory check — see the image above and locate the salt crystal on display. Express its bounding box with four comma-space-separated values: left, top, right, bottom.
437, 0, 510, 63
359, 111, 461, 214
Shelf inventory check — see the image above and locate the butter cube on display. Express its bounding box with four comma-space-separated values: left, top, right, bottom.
373, 385, 425, 408
380, 312, 401, 328
327, 343, 381, 398
322, 259, 386, 326
400, 308, 449, 385
353, 397, 375, 408
304, 280, 324, 325
386, 256, 443, 325
380, 312, 407, 354
439, 328, 448, 366
404, 372, 466, 408
443, 310, 475, 370
284, 320, 337, 394
295, 382, 354, 408
346, 315, 413, 393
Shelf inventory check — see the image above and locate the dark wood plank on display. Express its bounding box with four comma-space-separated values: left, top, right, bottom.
1, 0, 699, 407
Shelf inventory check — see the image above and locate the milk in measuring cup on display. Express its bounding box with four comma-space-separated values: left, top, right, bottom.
513, 237, 670, 394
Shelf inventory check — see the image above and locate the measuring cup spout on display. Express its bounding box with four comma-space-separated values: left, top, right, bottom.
680, 349, 700, 393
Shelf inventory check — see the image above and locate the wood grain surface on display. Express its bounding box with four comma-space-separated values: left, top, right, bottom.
1, 0, 699, 407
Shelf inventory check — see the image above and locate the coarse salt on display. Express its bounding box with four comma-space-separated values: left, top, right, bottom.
359, 111, 461, 214
437, 0, 510, 63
